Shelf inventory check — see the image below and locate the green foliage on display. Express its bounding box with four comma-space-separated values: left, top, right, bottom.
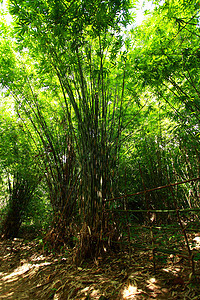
0, 0, 199, 261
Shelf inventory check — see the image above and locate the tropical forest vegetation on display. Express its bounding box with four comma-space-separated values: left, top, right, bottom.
0, 0, 199, 299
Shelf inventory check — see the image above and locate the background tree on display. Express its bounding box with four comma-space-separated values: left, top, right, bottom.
0, 106, 40, 238
121, 0, 200, 213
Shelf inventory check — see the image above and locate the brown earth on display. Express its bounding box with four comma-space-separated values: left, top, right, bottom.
0, 235, 200, 299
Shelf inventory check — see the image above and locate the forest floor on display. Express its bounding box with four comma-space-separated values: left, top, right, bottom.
0, 227, 200, 299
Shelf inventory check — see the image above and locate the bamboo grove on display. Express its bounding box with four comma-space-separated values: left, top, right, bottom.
0, 0, 199, 261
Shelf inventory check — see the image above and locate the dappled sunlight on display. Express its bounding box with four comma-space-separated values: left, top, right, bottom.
0, 291, 14, 298
122, 284, 142, 299
146, 277, 163, 298
162, 266, 181, 275
90, 288, 101, 298
1, 260, 51, 283
3, 253, 12, 259
0, 238, 199, 299
193, 236, 200, 250
2, 263, 32, 282
30, 253, 50, 262
149, 277, 156, 283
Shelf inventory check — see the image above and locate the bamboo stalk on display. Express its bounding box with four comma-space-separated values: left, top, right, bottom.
124, 167, 132, 257
104, 208, 200, 213
104, 177, 200, 202
139, 165, 156, 274
133, 225, 200, 232
165, 172, 196, 276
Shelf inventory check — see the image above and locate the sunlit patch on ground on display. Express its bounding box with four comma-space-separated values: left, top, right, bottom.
90, 288, 101, 298
0, 291, 14, 298
31, 254, 48, 261
122, 284, 142, 299
162, 266, 181, 275
2, 263, 32, 282
193, 236, 200, 249
1, 260, 51, 283
146, 277, 163, 297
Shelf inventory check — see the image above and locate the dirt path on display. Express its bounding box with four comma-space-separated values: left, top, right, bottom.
0, 238, 200, 299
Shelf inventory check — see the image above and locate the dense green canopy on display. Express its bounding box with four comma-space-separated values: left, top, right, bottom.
0, 0, 199, 258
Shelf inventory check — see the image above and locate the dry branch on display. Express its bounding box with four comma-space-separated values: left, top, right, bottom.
104, 177, 200, 202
